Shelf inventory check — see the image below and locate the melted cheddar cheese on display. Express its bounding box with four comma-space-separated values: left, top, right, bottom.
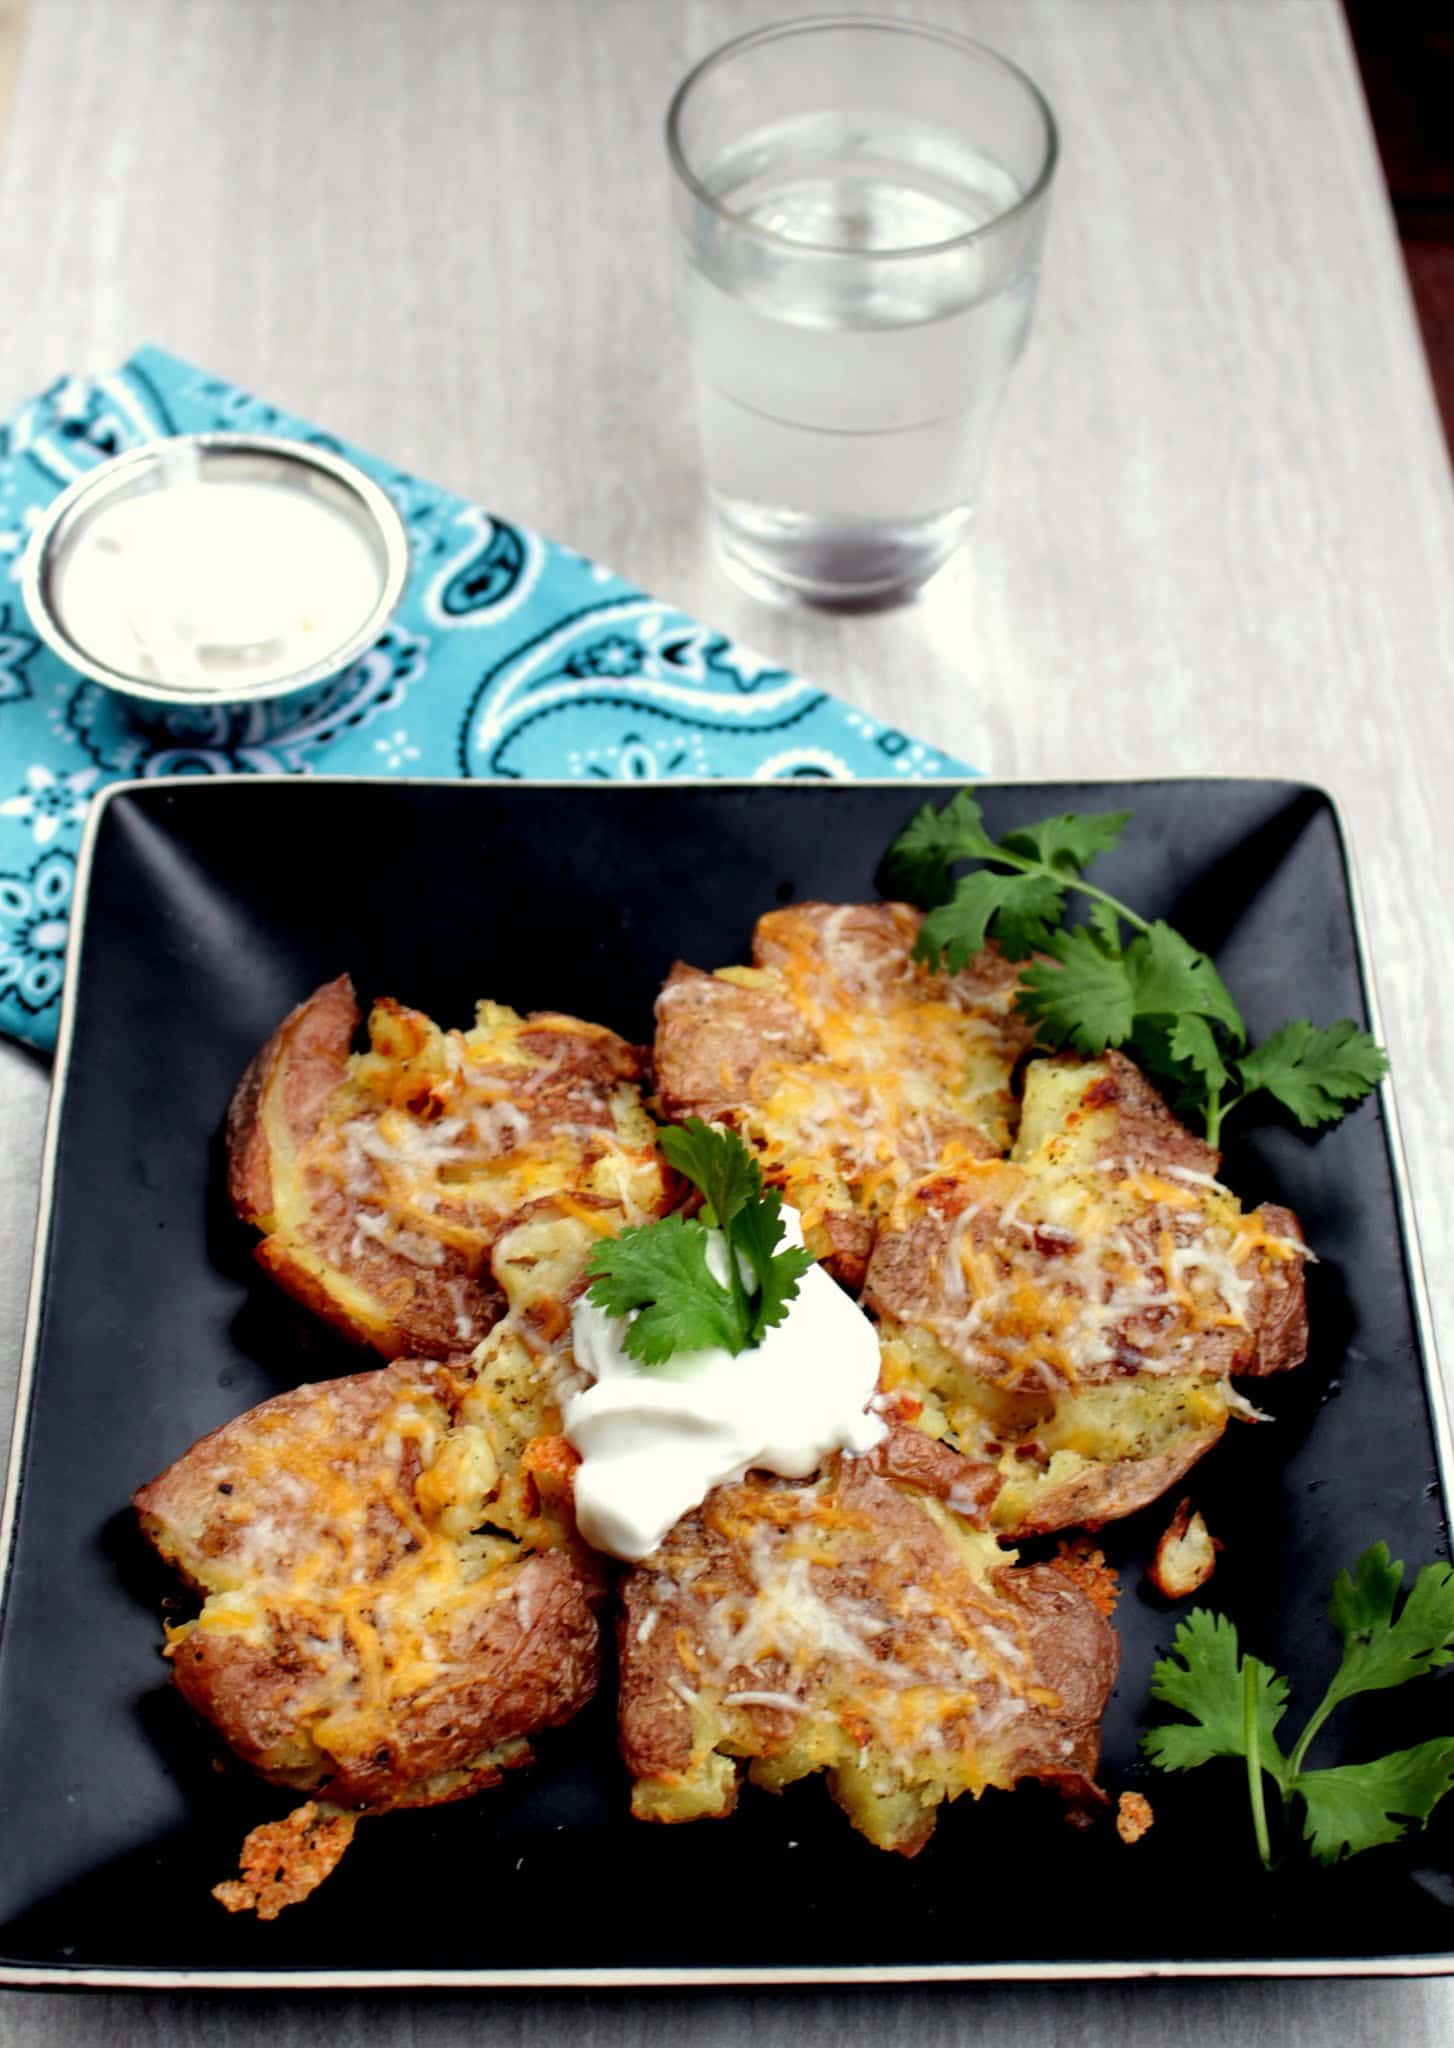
656, 904, 1030, 1274
620, 1458, 1116, 1854
866, 1058, 1309, 1534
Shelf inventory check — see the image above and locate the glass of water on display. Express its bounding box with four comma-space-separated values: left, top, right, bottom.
666, 17, 1057, 607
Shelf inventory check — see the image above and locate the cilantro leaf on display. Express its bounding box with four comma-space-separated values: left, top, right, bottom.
1167, 1012, 1233, 1096
881, 789, 1000, 908
732, 1186, 816, 1344
1321, 1545, 1454, 1712
1087, 899, 1123, 953
1123, 921, 1246, 1045
1143, 1544, 1454, 1871
585, 1124, 817, 1367
1235, 1020, 1389, 1129
660, 1116, 761, 1231
1142, 1609, 1289, 1783
1297, 1741, 1454, 1864
879, 792, 1386, 1146
585, 1212, 746, 1364
999, 809, 1131, 873
1016, 927, 1137, 1053
916, 869, 1065, 971
992, 877, 1068, 961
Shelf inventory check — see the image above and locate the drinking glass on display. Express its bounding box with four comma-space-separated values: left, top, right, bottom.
666, 17, 1057, 607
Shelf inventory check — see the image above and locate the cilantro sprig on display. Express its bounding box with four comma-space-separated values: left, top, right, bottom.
583, 1121, 814, 1368
883, 791, 1387, 1146
1142, 1543, 1454, 1867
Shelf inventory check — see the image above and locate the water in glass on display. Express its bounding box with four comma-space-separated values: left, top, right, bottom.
684, 113, 1035, 602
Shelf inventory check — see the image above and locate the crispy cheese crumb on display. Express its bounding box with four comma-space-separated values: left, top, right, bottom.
1116, 1790, 1154, 1845
212, 1801, 359, 1920
1047, 1535, 1120, 1618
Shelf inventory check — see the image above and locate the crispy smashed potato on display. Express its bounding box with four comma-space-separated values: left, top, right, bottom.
654, 903, 1032, 1289
867, 1053, 1309, 1536
618, 1440, 1118, 1856
134, 1352, 602, 1819
227, 976, 673, 1358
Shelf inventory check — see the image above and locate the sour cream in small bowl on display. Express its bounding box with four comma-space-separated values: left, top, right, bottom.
21, 433, 409, 706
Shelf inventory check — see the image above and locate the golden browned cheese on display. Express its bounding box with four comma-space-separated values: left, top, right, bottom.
653, 903, 1033, 1289
227, 976, 675, 1358
866, 1053, 1310, 1536
617, 1439, 1118, 1856
134, 1355, 603, 1816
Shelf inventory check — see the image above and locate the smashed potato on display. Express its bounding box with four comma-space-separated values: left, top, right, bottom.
134, 1354, 602, 1815
227, 975, 673, 1358
867, 1053, 1309, 1536
655, 903, 1031, 1289
618, 1439, 1118, 1855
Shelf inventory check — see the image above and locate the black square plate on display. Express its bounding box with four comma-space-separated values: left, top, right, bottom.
1, 777, 1451, 1988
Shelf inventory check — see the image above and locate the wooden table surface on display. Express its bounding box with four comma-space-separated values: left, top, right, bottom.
1, 0, 1453, 2039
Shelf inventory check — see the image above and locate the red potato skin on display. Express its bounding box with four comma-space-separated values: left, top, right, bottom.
251, 1231, 498, 1362
223, 974, 459, 1357
652, 963, 879, 1290
863, 1426, 1003, 1524
1239, 1203, 1310, 1376
1083, 1050, 1221, 1180
1001, 1426, 1230, 1538
225, 973, 359, 1228
132, 1359, 461, 1590
1147, 1496, 1220, 1601
989, 1562, 1118, 1807
812, 1212, 878, 1296
654, 962, 815, 1126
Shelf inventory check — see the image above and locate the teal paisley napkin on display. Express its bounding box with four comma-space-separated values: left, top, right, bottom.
0, 346, 968, 1054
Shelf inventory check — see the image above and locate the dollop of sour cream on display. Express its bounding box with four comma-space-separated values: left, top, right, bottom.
55, 472, 383, 691
564, 1207, 886, 1562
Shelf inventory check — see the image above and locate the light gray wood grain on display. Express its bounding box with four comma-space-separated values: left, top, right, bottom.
1, 1978, 1449, 2048
2, 0, 1453, 2039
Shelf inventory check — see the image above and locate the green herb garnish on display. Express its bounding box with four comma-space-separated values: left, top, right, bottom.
583, 1120, 814, 1368
882, 791, 1387, 1145
1142, 1543, 1454, 1866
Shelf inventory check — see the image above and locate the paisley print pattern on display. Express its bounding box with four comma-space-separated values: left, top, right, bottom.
461, 602, 834, 780
0, 848, 73, 1015
0, 606, 39, 706
0, 347, 970, 1051
426, 507, 543, 625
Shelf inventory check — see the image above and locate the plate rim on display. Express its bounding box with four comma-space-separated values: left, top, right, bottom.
1, 771, 1450, 1991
